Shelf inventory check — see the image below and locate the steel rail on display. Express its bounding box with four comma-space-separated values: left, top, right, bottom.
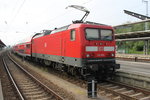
2, 58, 25, 100
8, 54, 65, 100
98, 80, 150, 100
98, 85, 138, 100
9, 52, 149, 100
107, 80, 150, 95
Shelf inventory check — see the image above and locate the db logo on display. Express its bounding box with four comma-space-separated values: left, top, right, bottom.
98, 47, 104, 51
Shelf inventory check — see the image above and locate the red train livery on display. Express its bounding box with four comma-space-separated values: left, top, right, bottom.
13, 22, 120, 80
13, 42, 31, 58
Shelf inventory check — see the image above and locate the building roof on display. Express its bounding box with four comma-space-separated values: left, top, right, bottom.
115, 30, 150, 41
0, 40, 6, 47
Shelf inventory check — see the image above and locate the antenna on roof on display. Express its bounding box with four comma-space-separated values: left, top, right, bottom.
66, 5, 90, 23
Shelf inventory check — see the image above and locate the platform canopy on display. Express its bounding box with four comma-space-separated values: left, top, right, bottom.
115, 30, 150, 40
114, 19, 150, 41
0, 39, 6, 48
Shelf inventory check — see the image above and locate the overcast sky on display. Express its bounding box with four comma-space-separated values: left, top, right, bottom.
0, 0, 149, 46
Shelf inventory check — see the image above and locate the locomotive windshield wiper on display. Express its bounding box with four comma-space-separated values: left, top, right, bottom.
87, 38, 100, 40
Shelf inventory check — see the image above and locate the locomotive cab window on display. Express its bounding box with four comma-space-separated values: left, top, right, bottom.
70, 30, 76, 41
101, 30, 112, 41
85, 29, 99, 40
85, 28, 113, 41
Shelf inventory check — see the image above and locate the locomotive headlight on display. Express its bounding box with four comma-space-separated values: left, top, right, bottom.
86, 54, 90, 58
111, 53, 114, 57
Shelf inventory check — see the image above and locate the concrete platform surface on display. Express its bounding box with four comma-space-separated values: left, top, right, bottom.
116, 54, 150, 60
115, 60, 150, 90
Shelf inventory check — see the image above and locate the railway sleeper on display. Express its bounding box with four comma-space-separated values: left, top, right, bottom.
23, 88, 42, 92
102, 84, 113, 87
20, 84, 40, 88
23, 90, 47, 95
18, 81, 36, 85
21, 86, 42, 91
114, 88, 126, 92
25, 93, 51, 99
121, 90, 134, 94
107, 86, 119, 89
130, 92, 143, 97
140, 96, 150, 100
106, 93, 113, 97
113, 96, 121, 100
99, 91, 105, 94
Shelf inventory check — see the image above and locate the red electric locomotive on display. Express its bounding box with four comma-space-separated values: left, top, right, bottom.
31, 22, 120, 80
13, 5, 120, 80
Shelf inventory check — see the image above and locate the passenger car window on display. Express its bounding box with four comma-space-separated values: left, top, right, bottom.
26, 44, 30, 48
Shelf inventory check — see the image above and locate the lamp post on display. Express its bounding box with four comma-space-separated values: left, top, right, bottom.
143, 0, 149, 16
142, 0, 149, 55
142, 0, 149, 30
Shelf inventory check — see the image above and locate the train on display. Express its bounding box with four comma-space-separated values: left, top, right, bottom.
13, 42, 31, 57
12, 21, 120, 80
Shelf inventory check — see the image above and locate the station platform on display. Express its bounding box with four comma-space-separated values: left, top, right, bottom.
115, 60, 150, 90
116, 54, 150, 63
0, 79, 4, 100
116, 53, 150, 60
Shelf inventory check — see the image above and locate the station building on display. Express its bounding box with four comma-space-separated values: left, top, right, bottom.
0, 40, 6, 50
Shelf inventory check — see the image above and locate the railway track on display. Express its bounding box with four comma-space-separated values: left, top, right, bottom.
0, 55, 20, 100
59, 75, 150, 100
2, 54, 64, 100
98, 81, 150, 100
63, 75, 150, 100
11, 52, 150, 100
47, 65, 150, 100
39, 64, 150, 100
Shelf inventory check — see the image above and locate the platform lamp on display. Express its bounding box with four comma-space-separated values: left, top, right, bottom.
142, 0, 149, 16
142, 0, 149, 55
142, 0, 149, 30
30, 33, 41, 59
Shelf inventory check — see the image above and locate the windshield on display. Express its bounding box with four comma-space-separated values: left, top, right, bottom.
85, 28, 113, 41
